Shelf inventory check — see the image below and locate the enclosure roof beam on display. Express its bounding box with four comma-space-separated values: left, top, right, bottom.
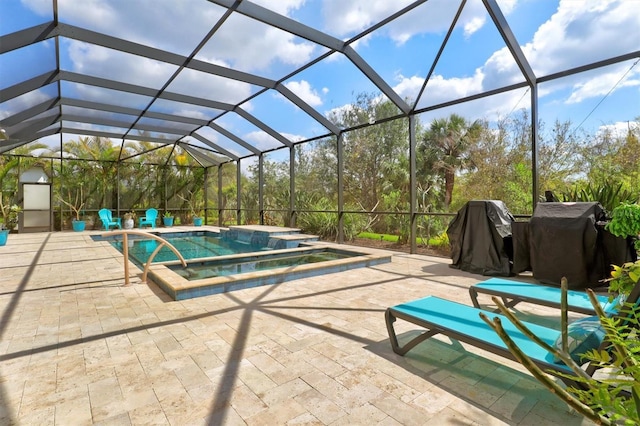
0, 98, 59, 128
57, 71, 236, 111
59, 127, 176, 146
11, 114, 60, 140
0, 22, 56, 54
59, 98, 211, 127
60, 114, 193, 138
191, 132, 239, 161
538, 50, 640, 83
211, 0, 344, 51
275, 83, 341, 135
343, 45, 411, 115
55, 21, 336, 135
1, 20, 338, 148
209, 122, 262, 155
234, 107, 292, 147
0, 70, 58, 103
216, 0, 411, 116
54, 23, 276, 89
0, 127, 59, 154
0, 139, 31, 154
483, 0, 536, 85
179, 142, 223, 167
414, 81, 529, 115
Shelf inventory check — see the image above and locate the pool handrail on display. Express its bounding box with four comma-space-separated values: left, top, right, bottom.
102, 229, 187, 286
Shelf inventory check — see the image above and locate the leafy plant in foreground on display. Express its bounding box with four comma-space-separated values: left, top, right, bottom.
481, 267, 640, 425
606, 203, 640, 253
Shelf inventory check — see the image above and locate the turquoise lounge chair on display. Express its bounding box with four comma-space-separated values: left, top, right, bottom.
469, 277, 618, 315
138, 208, 158, 228
385, 281, 640, 387
386, 296, 572, 375
98, 209, 121, 230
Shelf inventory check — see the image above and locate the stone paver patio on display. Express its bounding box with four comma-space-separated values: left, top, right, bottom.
0, 229, 593, 425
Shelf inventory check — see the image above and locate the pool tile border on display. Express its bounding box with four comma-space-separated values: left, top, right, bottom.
148, 244, 392, 300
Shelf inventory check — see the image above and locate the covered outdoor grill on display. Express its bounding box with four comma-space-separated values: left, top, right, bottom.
447, 200, 515, 277
527, 202, 635, 289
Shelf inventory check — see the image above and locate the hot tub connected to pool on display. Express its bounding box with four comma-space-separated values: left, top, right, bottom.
97, 225, 392, 300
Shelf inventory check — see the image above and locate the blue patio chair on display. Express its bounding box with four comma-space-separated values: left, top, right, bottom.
98, 209, 121, 230
138, 208, 158, 229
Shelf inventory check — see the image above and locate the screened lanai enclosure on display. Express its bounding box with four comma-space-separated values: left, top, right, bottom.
1, 0, 639, 252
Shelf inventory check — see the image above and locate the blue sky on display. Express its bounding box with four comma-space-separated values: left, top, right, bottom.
1, 0, 639, 161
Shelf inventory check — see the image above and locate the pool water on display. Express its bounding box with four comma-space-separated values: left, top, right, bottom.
172, 250, 352, 280
97, 227, 392, 300
111, 234, 270, 265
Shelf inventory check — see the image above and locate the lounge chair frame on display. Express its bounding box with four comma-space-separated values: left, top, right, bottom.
386, 281, 640, 388
385, 297, 574, 381
469, 277, 611, 315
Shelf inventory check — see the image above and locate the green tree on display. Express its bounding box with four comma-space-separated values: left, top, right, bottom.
295, 139, 338, 205
453, 112, 532, 214
418, 113, 483, 211
584, 120, 640, 200
536, 119, 586, 195
326, 93, 409, 234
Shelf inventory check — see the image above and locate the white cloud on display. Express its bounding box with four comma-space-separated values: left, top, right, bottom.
166, 68, 254, 105
391, 70, 530, 122
63, 39, 256, 109
244, 130, 283, 150
50, 0, 227, 55
66, 40, 177, 88
284, 80, 323, 107
323, 0, 493, 44
566, 69, 640, 104
463, 16, 486, 38
597, 121, 638, 138
281, 132, 306, 142
31, 0, 318, 79
496, 0, 518, 15
239, 156, 258, 176
322, 0, 411, 37
196, 18, 318, 73
392, 0, 640, 114
522, 0, 640, 76
518, 0, 640, 103
392, 75, 425, 103
250, 0, 305, 16
324, 103, 354, 122
393, 71, 484, 106
419, 71, 485, 106
0, 90, 51, 120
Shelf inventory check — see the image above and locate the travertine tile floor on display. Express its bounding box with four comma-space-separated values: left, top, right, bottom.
0, 230, 594, 425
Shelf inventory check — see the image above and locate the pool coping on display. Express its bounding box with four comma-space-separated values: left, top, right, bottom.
147, 242, 392, 300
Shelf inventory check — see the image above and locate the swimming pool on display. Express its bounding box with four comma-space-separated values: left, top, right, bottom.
99, 226, 392, 300
108, 232, 270, 265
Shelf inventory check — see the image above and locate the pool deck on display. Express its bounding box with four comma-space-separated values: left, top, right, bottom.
0, 228, 594, 425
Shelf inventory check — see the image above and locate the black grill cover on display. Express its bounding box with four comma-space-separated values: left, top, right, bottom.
447, 200, 515, 276
529, 202, 606, 289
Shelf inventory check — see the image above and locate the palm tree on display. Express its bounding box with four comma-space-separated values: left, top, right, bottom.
56, 136, 120, 209
419, 114, 483, 210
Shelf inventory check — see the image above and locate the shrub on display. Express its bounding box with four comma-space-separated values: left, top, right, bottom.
560, 182, 637, 214
606, 203, 640, 253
